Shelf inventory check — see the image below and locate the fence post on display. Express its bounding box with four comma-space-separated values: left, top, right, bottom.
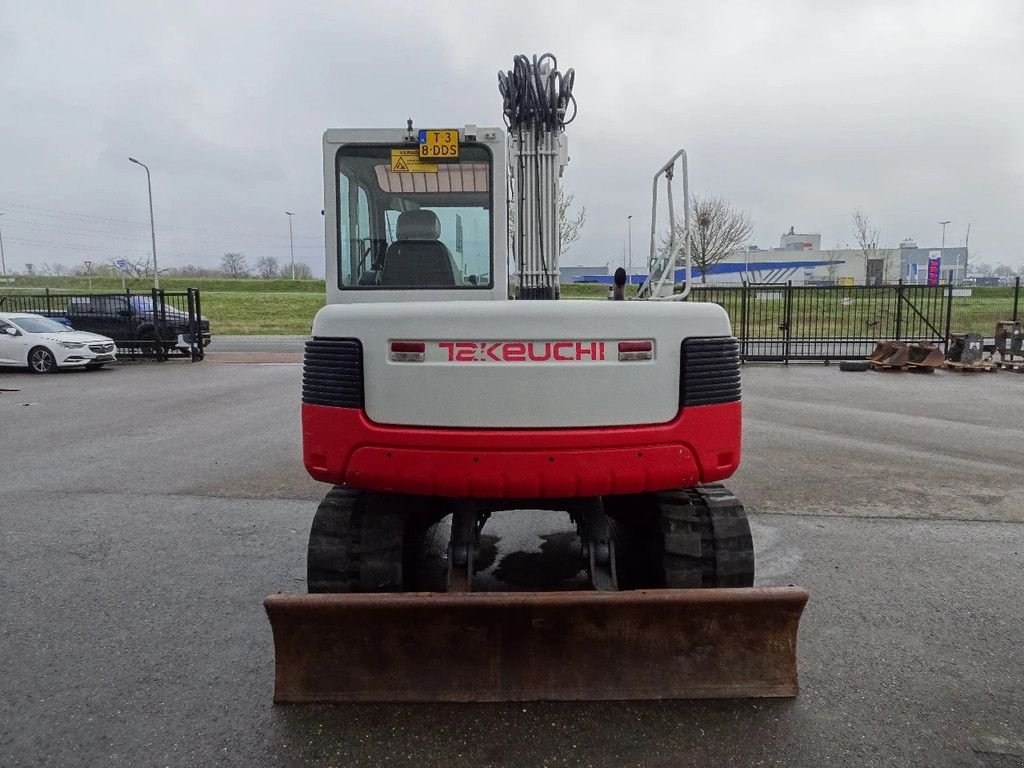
45, 287, 52, 316
944, 282, 954, 350
739, 281, 748, 362
1014, 276, 1020, 322
894, 279, 904, 340
783, 281, 793, 364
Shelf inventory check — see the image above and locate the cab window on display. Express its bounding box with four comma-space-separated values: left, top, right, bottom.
336, 144, 493, 290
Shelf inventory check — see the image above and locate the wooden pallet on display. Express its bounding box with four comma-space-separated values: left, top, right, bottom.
997, 358, 1024, 372
944, 360, 998, 373
869, 361, 907, 372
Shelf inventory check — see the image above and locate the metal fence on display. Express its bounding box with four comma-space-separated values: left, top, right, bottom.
0, 288, 208, 362
687, 277, 1021, 363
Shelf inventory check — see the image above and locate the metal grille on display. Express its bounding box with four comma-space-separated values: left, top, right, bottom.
303, 339, 364, 408
681, 337, 741, 407
682, 280, 1022, 362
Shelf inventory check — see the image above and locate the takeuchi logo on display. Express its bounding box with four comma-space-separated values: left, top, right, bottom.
438, 341, 606, 363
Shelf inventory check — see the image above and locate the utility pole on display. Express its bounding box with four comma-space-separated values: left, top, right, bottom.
627, 215, 633, 286
129, 157, 160, 289
285, 211, 295, 280
0, 213, 8, 280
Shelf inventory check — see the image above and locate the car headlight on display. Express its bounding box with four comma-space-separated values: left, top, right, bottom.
58, 341, 85, 349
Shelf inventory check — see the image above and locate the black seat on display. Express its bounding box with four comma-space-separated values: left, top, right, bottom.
380, 210, 457, 287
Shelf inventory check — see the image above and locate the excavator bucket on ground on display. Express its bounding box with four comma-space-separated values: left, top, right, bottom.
868, 340, 910, 368
906, 341, 945, 368
264, 587, 809, 703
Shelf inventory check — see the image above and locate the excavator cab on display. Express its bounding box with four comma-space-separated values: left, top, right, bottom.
328, 130, 506, 301
266, 55, 807, 703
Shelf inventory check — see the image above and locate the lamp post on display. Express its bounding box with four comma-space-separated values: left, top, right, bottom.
0, 213, 8, 280
128, 157, 159, 289
626, 215, 633, 286
285, 211, 295, 280
938, 220, 951, 283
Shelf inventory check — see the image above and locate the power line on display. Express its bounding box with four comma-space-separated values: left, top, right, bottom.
0, 200, 321, 241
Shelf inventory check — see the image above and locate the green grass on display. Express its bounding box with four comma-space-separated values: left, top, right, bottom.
200, 292, 324, 335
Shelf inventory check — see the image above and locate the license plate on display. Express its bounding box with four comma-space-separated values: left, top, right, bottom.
418, 129, 459, 159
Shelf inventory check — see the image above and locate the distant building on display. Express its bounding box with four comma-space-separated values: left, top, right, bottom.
560, 264, 609, 282
779, 227, 821, 252
678, 227, 969, 286
899, 246, 968, 285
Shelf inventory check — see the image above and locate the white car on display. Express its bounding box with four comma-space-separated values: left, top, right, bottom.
0, 312, 118, 373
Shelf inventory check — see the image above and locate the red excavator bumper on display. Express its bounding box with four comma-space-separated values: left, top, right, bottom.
302, 401, 740, 497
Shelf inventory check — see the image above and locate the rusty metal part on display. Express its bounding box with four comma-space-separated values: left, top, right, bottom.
868, 340, 910, 368
264, 586, 808, 703
906, 341, 945, 368
868, 340, 896, 363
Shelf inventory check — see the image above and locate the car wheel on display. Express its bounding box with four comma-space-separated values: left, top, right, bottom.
29, 346, 57, 374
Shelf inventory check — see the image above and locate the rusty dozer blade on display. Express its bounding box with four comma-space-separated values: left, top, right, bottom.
264, 586, 808, 703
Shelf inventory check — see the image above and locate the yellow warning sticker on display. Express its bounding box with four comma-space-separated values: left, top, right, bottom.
391, 149, 438, 173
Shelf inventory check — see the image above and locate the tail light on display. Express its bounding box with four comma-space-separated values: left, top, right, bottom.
390, 341, 425, 362
618, 340, 654, 361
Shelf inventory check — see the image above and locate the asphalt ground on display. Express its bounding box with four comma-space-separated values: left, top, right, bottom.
1, 360, 1023, 767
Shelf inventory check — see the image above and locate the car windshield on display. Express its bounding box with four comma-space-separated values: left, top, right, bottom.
11, 316, 73, 334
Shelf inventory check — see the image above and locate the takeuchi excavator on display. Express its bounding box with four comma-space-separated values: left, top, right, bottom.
265, 54, 807, 702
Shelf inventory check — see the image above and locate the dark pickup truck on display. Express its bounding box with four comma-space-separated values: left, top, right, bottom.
44, 295, 211, 353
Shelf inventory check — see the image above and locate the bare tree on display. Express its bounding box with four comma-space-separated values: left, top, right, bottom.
825, 245, 844, 284
557, 189, 586, 257
255, 256, 279, 279
106, 256, 152, 278
283, 261, 313, 280
38, 262, 69, 276
508, 187, 587, 261
664, 195, 753, 283
852, 208, 897, 283
221, 252, 249, 277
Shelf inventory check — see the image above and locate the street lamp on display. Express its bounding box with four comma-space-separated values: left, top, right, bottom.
626, 215, 633, 286
285, 211, 295, 280
128, 157, 159, 289
938, 220, 951, 250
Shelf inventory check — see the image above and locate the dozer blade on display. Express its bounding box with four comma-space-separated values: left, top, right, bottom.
264, 586, 808, 703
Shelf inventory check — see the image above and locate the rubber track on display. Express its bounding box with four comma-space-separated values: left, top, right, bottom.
306, 486, 406, 593
658, 485, 754, 588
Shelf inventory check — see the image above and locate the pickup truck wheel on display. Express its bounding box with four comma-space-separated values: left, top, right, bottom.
29, 346, 57, 374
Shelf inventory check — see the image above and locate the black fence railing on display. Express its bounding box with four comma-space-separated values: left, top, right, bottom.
0, 288, 208, 362
686, 278, 1021, 363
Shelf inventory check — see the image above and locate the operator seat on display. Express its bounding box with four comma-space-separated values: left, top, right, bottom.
380, 210, 457, 287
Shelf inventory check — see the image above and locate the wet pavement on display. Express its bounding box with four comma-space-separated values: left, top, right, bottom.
1, 362, 1022, 767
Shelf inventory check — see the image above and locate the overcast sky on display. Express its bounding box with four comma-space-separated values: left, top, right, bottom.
1, 0, 1022, 277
